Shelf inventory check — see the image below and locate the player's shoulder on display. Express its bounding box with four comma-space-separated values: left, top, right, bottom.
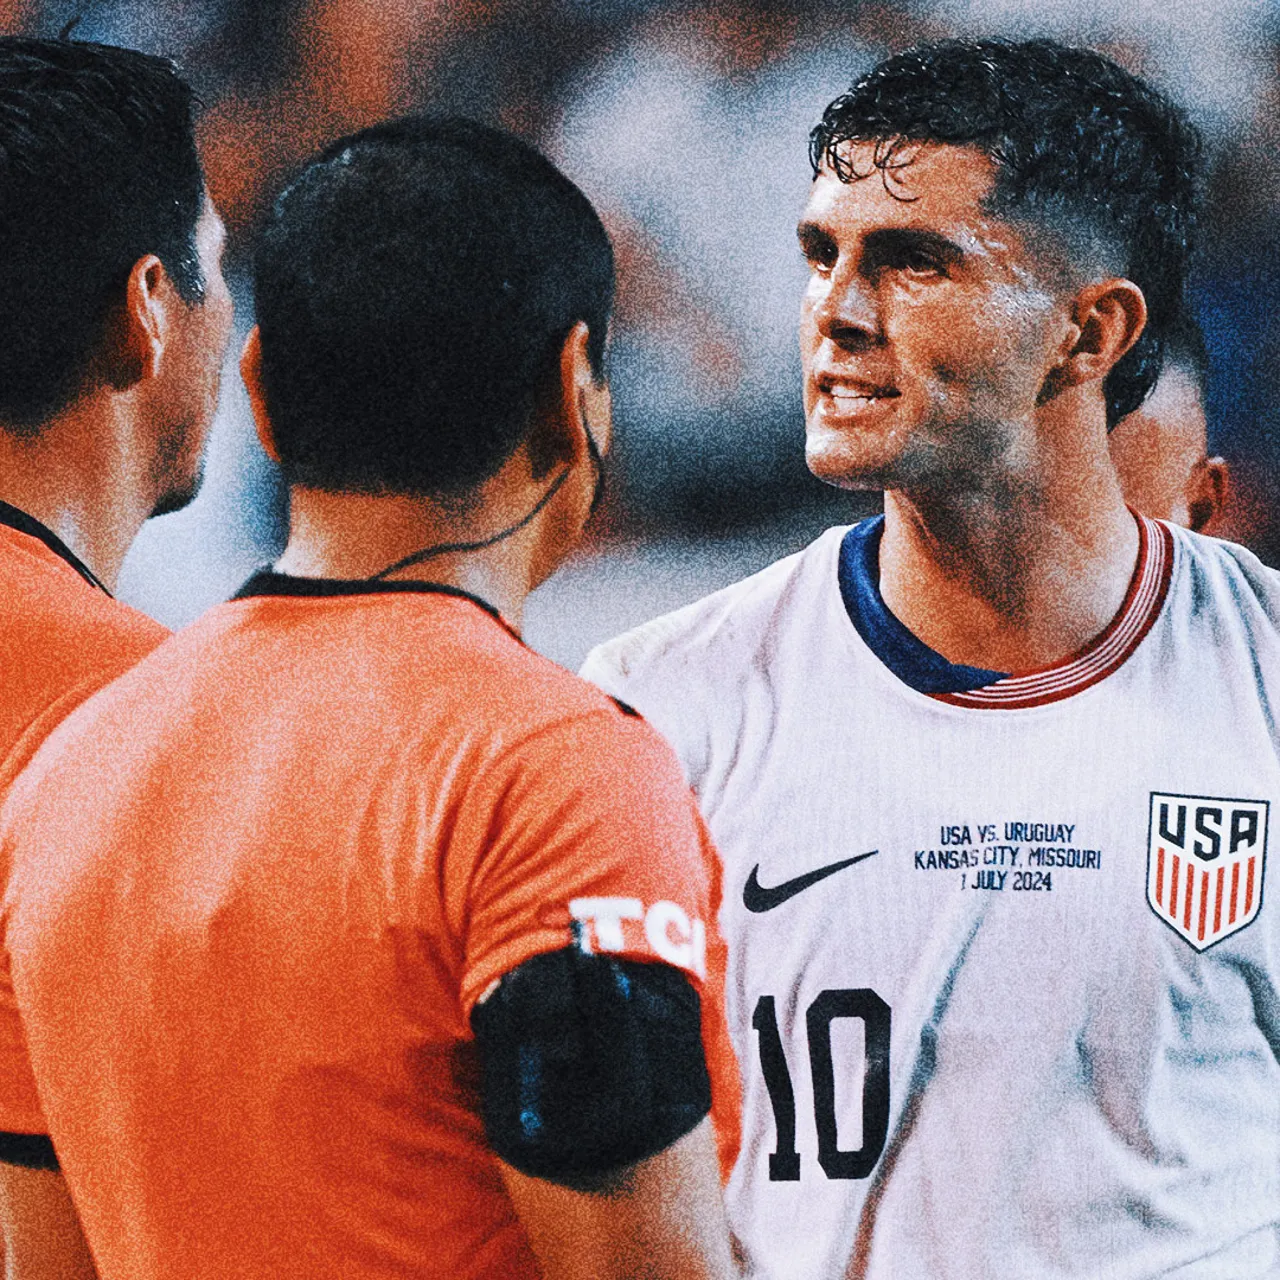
581, 525, 849, 701
1168, 523, 1280, 620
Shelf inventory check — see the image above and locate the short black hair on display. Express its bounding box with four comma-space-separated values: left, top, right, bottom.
810, 39, 1201, 429
253, 116, 616, 497
0, 38, 204, 432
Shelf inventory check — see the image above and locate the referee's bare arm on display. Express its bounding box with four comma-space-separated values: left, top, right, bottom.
0, 1162, 98, 1280
500, 1117, 733, 1280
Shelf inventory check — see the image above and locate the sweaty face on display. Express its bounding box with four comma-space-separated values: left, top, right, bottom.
150, 199, 235, 517
798, 144, 1071, 492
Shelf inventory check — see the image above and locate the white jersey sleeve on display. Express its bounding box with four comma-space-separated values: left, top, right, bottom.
580, 532, 845, 798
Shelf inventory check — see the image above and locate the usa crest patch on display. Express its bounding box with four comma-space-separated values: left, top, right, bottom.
1147, 793, 1268, 950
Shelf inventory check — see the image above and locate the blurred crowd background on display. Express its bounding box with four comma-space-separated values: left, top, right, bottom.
1, 0, 1276, 666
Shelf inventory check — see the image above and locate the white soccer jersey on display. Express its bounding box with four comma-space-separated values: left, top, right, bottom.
581, 514, 1280, 1280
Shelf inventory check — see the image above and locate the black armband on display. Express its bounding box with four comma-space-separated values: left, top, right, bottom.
470, 947, 711, 1184
0, 1131, 59, 1170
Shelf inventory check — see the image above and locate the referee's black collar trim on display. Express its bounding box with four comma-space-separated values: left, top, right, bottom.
233, 568, 506, 623
0, 499, 110, 595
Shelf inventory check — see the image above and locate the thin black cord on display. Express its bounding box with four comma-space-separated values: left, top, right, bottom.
368, 466, 571, 581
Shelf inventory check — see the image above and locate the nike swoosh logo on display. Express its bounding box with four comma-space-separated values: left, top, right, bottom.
742, 851, 880, 913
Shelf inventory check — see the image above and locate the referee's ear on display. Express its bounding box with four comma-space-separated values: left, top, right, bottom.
240, 326, 281, 465
563, 320, 612, 460
528, 320, 612, 482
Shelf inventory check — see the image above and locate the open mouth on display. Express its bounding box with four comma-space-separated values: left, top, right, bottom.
827, 388, 898, 406
814, 375, 900, 412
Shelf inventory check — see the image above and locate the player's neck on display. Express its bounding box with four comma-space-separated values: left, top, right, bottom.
0, 396, 158, 591
277, 486, 548, 631
878, 418, 1140, 674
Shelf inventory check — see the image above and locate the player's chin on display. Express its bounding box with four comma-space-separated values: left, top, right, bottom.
803, 425, 896, 492
150, 465, 204, 519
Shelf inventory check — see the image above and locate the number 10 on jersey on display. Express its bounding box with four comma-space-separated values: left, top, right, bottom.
752, 989, 891, 1180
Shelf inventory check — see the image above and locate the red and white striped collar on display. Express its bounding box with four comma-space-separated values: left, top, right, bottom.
932, 513, 1175, 710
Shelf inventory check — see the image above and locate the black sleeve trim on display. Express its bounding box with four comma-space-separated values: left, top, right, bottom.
0, 1131, 59, 1170
471, 947, 710, 1185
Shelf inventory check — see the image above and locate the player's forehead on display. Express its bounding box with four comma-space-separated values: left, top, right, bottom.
799, 142, 1022, 258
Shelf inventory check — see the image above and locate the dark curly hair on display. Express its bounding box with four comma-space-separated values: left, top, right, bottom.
810, 39, 1201, 429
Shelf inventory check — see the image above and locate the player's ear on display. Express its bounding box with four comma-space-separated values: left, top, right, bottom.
239, 326, 280, 465
1186, 455, 1230, 534
1057, 278, 1148, 389
102, 254, 171, 390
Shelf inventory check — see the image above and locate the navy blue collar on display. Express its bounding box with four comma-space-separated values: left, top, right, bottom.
838, 516, 1008, 695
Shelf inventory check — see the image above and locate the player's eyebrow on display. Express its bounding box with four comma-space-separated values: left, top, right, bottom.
797, 221, 968, 273
861, 227, 966, 270
797, 221, 836, 262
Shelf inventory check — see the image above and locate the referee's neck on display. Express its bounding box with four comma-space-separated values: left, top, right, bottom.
0, 394, 160, 593
273, 472, 577, 632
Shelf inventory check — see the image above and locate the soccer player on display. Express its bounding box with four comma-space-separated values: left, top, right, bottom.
583, 40, 1280, 1279
0, 118, 739, 1279
0, 37, 233, 1279
1110, 314, 1229, 530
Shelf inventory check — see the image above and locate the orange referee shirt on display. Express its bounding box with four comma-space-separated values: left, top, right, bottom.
0, 499, 165, 1147
0, 500, 164, 799
0, 574, 741, 1279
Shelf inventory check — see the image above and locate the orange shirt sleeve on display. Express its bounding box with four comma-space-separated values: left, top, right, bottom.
0, 839, 46, 1135
449, 706, 741, 1177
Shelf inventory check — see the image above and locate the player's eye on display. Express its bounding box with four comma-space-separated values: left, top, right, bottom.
798, 227, 838, 273
894, 248, 947, 278
863, 231, 959, 283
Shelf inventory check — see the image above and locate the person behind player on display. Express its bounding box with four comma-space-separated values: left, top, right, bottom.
0, 117, 739, 1280
1109, 313, 1228, 530
584, 39, 1280, 1279
0, 36, 233, 1280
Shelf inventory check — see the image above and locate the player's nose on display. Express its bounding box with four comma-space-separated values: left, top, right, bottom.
811, 266, 881, 351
